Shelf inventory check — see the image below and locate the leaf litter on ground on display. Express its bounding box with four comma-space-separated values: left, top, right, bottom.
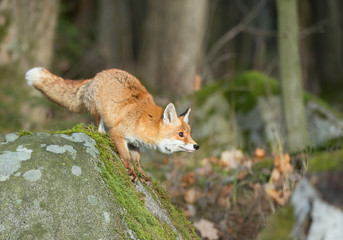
147, 147, 301, 239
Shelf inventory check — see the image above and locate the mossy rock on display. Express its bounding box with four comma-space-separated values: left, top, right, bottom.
195, 70, 279, 114
0, 124, 199, 240
257, 204, 294, 240
307, 149, 343, 173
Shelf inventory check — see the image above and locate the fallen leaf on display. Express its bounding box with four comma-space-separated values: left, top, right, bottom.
265, 185, 290, 206
254, 148, 266, 160
209, 156, 219, 164
237, 170, 247, 181
195, 164, 213, 177
217, 185, 234, 208
193, 219, 219, 240
220, 150, 243, 169
181, 172, 196, 186
270, 168, 281, 181
273, 153, 293, 175
184, 188, 201, 204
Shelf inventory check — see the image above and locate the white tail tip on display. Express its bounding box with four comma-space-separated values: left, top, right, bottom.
26, 67, 45, 86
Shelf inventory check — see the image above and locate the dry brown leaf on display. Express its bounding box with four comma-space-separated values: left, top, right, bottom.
237, 171, 247, 181
273, 153, 293, 175
209, 156, 219, 164
265, 186, 290, 206
184, 188, 201, 204
220, 150, 243, 169
218, 196, 231, 209
195, 164, 213, 177
181, 172, 196, 186
270, 168, 281, 182
193, 219, 219, 240
254, 148, 266, 160
217, 185, 234, 208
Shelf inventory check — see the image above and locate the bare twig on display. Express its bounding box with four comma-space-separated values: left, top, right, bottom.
300, 19, 327, 39
207, 0, 270, 62
210, 53, 235, 70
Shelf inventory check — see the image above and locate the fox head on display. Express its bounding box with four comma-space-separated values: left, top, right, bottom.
157, 103, 199, 154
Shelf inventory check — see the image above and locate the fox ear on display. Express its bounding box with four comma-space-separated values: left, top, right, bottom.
163, 103, 178, 124
179, 107, 191, 124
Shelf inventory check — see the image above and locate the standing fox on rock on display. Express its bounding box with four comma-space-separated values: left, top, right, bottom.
26, 67, 199, 183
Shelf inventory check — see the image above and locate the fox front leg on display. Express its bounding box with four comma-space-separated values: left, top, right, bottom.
110, 130, 137, 182
130, 146, 151, 185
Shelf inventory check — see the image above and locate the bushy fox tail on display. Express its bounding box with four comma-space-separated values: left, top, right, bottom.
25, 67, 91, 112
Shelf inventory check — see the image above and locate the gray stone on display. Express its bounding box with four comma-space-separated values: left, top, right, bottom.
0, 132, 194, 239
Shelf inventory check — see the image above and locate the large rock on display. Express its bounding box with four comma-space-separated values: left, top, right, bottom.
0, 126, 199, 240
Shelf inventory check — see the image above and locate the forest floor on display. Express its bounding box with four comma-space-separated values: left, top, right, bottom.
147, 147, 305, 240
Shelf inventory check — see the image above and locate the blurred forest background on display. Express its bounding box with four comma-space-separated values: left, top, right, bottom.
1, 0, 343, 239
1, 0, 342, 132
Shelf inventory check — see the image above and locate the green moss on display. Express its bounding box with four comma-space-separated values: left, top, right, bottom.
304, 92, 343, 120
18, 130, 33, 137
253, 158, 273, 172
195, 81, 222, 105
55, 124, 196, 239
257, 204, 294, 240
150, 178, 200, 239
308, 150, 343, 173
252, 158, 274, 182
224, 71, 280, 113
196, 71, 280, 114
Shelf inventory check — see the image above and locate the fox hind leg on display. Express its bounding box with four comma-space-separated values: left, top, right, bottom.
98, 118, 106, 133
92, 111, 106, 133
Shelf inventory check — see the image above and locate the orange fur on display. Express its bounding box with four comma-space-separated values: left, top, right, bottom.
26, 68, 198, 183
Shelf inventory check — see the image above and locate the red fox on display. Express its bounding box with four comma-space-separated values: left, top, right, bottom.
25, 67, 199, 183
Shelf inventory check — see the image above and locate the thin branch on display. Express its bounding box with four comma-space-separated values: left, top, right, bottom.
207, 0, 270, 62
210, 53, 235, 70
244, 26, 276, 37
300, 20, 327, 39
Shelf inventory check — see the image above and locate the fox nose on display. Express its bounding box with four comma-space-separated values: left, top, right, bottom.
193, 144, 199, 150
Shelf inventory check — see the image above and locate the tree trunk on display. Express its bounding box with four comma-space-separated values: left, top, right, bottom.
0, 0, 59, 130
97, 0, 133, 70
0, 0, 59, 71
277, 0, 310, 152
312, 0, 342, 95
138, 0, 208, 97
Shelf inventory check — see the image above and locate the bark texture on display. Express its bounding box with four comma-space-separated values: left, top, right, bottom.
0, 0, 59, 71
97, 0, 133, 70
0, 0, 60, 130
277, 0, 310, 152
138, 0, 208, 96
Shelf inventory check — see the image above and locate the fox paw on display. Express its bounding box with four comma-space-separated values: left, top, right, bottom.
140, 175, 152, 186
127, 168, 138, 182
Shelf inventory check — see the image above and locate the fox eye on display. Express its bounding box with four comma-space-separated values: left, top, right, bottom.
178, 132, 184, 137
